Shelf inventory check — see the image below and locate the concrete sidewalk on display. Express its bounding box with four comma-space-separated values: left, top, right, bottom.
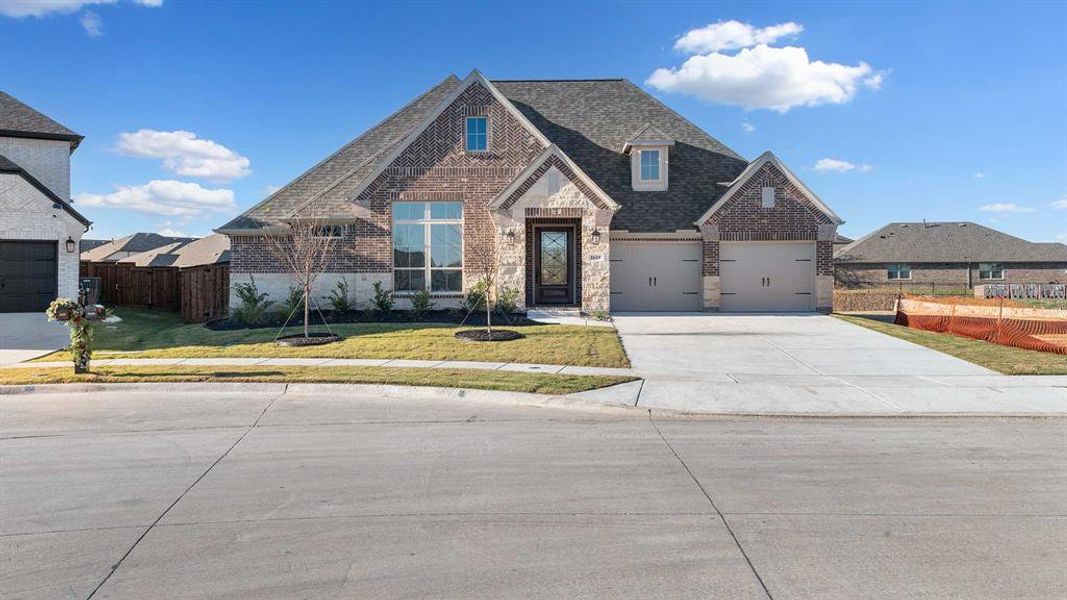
2, 356, 634, 377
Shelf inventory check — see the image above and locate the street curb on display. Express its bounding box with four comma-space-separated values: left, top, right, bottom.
0, 382, 641, 416
0, 382, 1061, 419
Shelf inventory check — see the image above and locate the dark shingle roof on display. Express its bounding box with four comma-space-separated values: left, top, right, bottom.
0, 152, 90, 228
79, 239, 110, 253
218, 75, 461, 231
0, 91, 83, 150
493, 79, 747, 232
81, 233, 196, 262
836, 222, 1067, 263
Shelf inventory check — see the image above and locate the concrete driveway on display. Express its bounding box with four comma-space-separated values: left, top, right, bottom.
2, 385, 1064, 599
0, 312, 70, 365
610, 313, 1067, 414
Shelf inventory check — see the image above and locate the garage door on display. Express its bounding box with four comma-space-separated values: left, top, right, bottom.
610, 240, 702, 311
0, 240, 58, 313
720, 241, 814, 312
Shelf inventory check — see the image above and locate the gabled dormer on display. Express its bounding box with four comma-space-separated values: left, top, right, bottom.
622, 122, 673, 192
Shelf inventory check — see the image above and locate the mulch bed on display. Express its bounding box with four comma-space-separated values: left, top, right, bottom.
206, 310, 536, 331
275, 333, 344, 347
454, 329, 524, 342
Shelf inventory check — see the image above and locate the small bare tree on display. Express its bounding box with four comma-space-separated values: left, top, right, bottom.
463, 233, 499, 336
264, 219, 338, 338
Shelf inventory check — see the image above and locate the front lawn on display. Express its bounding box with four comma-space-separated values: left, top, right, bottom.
835, 314, 1067, 375
0, 365, 633, 394
36, 309, 630, 368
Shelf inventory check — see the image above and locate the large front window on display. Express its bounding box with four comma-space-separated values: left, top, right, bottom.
393, 202, 463, 293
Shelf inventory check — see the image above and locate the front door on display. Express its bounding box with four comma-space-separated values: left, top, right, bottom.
534, 227, 575, 305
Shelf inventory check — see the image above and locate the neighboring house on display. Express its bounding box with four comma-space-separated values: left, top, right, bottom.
80, 232, 196, 263
832, 234, 853, 256
79, 238, 110, 254
0, 91, 90, 312
219, 71, 843, 313
835, 222, 1067, 288
81, 233, 231, 322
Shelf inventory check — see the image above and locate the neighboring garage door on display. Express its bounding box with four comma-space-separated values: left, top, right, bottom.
610, 240, 702, 311
720, 241, 814, 312
0, 240, 58, 313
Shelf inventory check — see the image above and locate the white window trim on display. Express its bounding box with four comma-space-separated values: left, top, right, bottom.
639, 149, 662, 182
465, 116, 489, 153
630, 145, 669, 191
887, 263, 912, 280
978, 263, 1005, 280
392, 202, 464, 294
312, 224, 348, 239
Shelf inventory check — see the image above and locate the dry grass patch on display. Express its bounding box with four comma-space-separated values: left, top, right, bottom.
0, 365, 635, 395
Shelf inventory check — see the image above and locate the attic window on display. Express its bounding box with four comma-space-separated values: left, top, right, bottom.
640, 150, 661, 181
465, 116, 487, 152
314, 225, 347, 238
761, 187, 775, 208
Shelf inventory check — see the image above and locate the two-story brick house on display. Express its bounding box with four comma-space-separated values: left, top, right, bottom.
218, 71, 843, 313
0, 92, 90, 312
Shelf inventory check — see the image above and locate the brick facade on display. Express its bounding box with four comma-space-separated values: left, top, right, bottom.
836, 262, 1067, 289
700, 161, 837, 311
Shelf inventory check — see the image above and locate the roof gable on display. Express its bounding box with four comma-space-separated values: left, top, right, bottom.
489, 145, 619, 212
0, 153, 90, 229
695, 151, 843, 226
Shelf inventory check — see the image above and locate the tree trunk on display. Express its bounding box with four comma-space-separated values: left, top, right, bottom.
304, 284, 310, 338
485, 278, 492, 336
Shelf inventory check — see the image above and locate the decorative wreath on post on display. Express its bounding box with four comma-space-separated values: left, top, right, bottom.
46, 297, 106, 374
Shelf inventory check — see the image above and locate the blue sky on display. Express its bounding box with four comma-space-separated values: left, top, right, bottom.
1, 0, 1064, 243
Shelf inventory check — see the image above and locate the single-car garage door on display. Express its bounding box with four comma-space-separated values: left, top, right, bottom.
0, 240, 57, 313
720, 241, 814, 312
610, 240, 702, 311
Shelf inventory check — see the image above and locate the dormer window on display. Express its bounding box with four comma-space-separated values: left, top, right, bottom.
640, 150, 661, 181
465, 116, 487, 152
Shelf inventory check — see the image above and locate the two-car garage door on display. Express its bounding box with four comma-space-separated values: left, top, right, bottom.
609, 239, 814, 312
0, 241, 58, 313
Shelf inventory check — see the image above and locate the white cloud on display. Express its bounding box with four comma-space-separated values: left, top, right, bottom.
157, 222, 188, 237
1050, 199, 1067, 210
0, 0, 113, 17
648, 21, 884, 112
75, 180, 236, 218
79, 9, 101, 35
675, 20, 803, 53
814, 158, 872, 173
133, 0, 161, 5
741, 121, 755, 133
974, 172, 986, 179
978, 203, 1036, 213
116, 129, 251, 182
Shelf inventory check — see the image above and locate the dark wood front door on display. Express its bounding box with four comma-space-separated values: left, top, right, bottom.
534, 227, 575, 305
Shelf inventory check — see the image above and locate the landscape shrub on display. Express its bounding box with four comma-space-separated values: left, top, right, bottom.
410, 289, 434, 318
328, 277, 353, 313
371, 281, 394, 314
232, 276, 273, 325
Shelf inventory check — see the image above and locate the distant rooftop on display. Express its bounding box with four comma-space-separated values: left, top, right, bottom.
836, 222, 1067, 263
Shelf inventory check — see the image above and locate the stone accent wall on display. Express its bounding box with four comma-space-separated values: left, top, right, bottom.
835, 262, 1067, 288
700, 161, 837, 311
0, 172, 84, 300
0, 137, 71, 200
491, 164, 615, 311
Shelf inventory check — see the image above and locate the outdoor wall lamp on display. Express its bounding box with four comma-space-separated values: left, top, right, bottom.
65, 236, 76, 253
506, 229, 516, 244
591, 229, 601, 245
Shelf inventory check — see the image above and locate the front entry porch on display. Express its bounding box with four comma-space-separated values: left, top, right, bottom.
526, 219, 580, 307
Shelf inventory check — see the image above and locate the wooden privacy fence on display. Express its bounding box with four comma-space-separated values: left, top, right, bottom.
80, 261, 229, 322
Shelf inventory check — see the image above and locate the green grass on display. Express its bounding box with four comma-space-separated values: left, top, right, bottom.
835, 314, 1067, 375
0, 365, 634, 395
35, 308, 630, 368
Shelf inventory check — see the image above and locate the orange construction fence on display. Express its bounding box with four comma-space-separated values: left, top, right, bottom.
895, 295, 1067, 355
